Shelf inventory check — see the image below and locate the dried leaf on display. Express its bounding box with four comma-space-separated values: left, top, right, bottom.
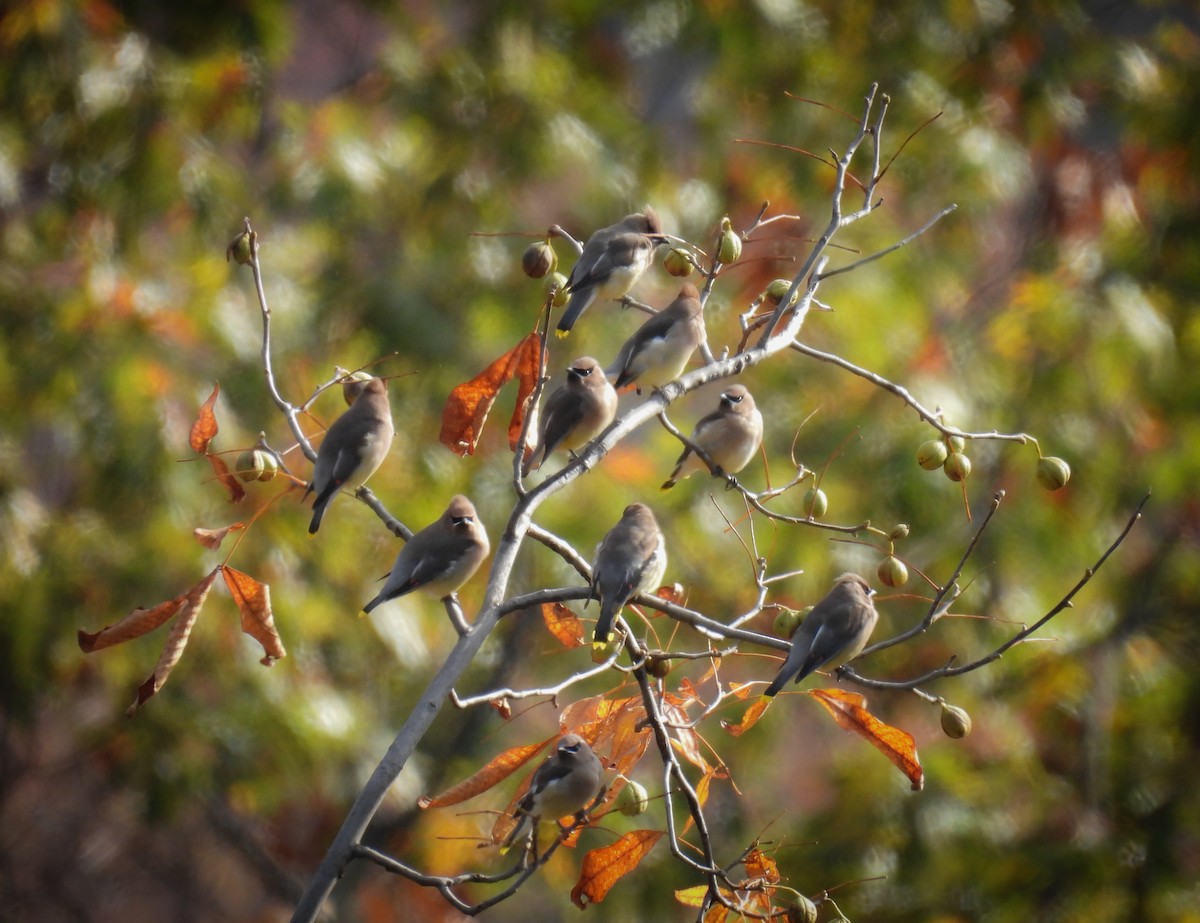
743, 847, 780, 884
571, 830, 663, 908
703, 905, 730, 923
541, 602, 585, 649
439, 333, 541, 457
125, 569, 219, 717
79, 595, 186, 653
721, 697, 770, 737
505, 332, 545, 452
681, 768, 716, 836
654, 582, 687, 606
190, 382, 220, 453
419, 738, 551, 810
809, 688, 924, 791
222, 565, 285, 665
663, 699, 710, 773
207, 453, 246, 503
193, 522, 246, 550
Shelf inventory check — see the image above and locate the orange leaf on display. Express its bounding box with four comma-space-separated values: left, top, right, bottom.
207, 453, 246, 503
703, 905, 730, 923
190, 382, 220, 453
419, 738, 552, 810
222, 565, 286, 665
125, 568, 219, 717
664, 699, 710, 773
743, 847, 780, 884
79, 595, 187, 653
721, 697, 770, 737
505, 332, 546, 452
654, 582, 687, 606
193, 522, 246, 550
682, 768, 716, 836
571, 830, 663, 908
809, 688, 924, 791
541, 602, 585, 649
439, 333, 541, 457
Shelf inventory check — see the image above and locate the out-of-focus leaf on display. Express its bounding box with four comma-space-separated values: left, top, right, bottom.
571, 830, 663, 908
506, 332, 545, 452
419, 738, 551, 810
743, 846, 780, 884
809, 688, 924, 791
439, 333, 542, 457
206, 453, 247, 503
541, 602, 585, 648
190, 382, 220, 453
721, 697, 770, 737
222, 565, 285, 665
79, 596, 186, 652
663, 697, 710, 773
192, 522, 245, 550
654, 583, 687, 606
675, 885, 710, 908
125, 568, 220, 717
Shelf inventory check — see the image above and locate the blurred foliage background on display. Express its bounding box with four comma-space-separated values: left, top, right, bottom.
2, 0, 1198, 921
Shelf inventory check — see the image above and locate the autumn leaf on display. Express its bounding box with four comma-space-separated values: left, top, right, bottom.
675, 885, 711, 908
721, 696, 770, 737
541, 602, 585, 649
125, 568, 220, 717
809, 688, 924, 791
654, 582, 687, 606
663, 697, 710, 773
439, 333, 543, 457
571, 830, 663, 908
190, 382, 220, 453
505, 332, 545, 452
193, 522, 246, 550
79, 595, 187, 652
222, 565, 285, 665
419, 738, 552, 811
206, 453, 246, 503
743, 847, 780, 884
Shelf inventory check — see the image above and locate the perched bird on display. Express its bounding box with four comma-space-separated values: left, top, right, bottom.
762, 573, 878, 697
590, 503, 668, 645
607, 283, 706, 394
556, 208, 667, 336
362, 495, 490, 613
502, 734, 604, 853
306, 377, 394, 534
661, 384, 763, 489
523, 357, 617, 477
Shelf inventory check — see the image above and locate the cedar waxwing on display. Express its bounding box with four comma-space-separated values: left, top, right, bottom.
523, 357, 617, 477
306, 377, 395, 534
661, 384, 763, 489
556, 209, 667, 336
362, 495, 490, 613
502, 734, 604, 853
762, 573, 878, 697
607, 283, 706, 394
590, 503, 668, 644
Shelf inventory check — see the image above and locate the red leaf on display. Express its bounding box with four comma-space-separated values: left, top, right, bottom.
439, 333, 541, 457
190, 382, 220, 454
222, 565, 286, 665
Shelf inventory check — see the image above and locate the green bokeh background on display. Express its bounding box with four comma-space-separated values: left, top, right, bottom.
2, 2, 1197, 921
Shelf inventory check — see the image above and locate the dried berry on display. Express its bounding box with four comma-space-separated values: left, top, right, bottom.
765, 279, 793, 306
940, 701, 973, 739
645, 655, 672, 679
716, 217, 742, 265
545, 271, 570, 308
235, 449, 276, 483
226, 230, 253, 265
888, 523, 911, 541
617, 780, 649, 817
522, 240, 557, 279
786, 895, 818, 923
772, 607, 804, 639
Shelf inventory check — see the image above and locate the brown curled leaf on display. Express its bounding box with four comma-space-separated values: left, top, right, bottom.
193, 522, 246, 550
79, 595, 186, 653
190, 382, 220, 454
541, 602, 585, 649
721, 696, 770, 737
206, 453, 246, 503
222, 565, 285, 665
125, 568, 220, 717
419, 738, 552, 811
